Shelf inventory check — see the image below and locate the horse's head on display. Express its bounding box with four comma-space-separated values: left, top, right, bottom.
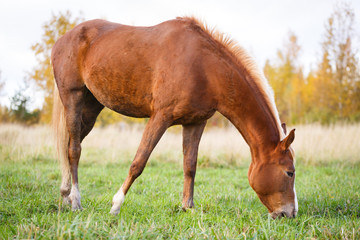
248, 125, 297, 219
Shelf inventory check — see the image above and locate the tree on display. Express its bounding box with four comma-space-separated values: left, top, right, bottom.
312, 2, 360, 123
265, 3, 360, 124
264, 32, 304, 124
0, 70, 11, 123
9, 84, 40, 125
29, 11, 83, 123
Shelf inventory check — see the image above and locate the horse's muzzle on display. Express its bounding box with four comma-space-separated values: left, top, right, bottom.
270, 209, 297, 219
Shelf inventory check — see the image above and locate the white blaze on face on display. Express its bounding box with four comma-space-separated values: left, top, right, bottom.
293, 184, 298, 215
292, 153, 298, 216
272, 181, 298, 218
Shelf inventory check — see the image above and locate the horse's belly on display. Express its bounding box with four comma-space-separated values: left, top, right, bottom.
82, 41, 155, 118
104, 96, 152, 118
84, 75, 153, 118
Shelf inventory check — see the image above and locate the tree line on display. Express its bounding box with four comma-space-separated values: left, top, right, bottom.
265, 3, 360, 124
0, 3, 359, 126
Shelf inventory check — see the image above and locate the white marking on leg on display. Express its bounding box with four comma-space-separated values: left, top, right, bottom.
60, 181, 71, 194
69, 184, 82, 210
60, 178, 71, 205
110, 187, 125, 215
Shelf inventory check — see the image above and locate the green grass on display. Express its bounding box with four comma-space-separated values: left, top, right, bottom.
1, 155, 360, 239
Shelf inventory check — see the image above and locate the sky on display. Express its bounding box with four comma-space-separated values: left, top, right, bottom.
0, 0, 359, 110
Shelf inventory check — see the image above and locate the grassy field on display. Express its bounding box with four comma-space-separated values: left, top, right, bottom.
1, 124, 360, 239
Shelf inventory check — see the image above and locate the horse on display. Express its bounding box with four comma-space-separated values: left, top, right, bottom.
52, 17, 297, 218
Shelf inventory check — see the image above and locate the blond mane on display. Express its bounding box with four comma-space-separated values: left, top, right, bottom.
184, 16, 285, 139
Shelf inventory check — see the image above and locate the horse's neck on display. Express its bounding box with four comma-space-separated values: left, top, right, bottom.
217, 64, 281, 156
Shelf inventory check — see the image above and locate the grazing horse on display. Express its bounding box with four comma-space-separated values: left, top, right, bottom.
52, 17, 297, 218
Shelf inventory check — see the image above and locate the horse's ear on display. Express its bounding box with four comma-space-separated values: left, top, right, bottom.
281, 123, 287, 135
280, 128, 295, 150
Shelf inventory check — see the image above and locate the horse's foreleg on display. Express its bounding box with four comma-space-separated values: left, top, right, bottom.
182, 122, 206, 209
110, 112, 171, 215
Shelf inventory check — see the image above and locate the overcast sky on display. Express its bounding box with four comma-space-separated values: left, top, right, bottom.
0, 0, 359, 109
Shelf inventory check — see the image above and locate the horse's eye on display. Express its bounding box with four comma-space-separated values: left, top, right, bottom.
285, 171, 294, 178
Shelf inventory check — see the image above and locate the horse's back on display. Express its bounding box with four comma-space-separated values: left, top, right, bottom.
52, 18, 218, 121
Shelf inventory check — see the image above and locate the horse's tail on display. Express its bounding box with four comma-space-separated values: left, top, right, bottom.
52, 84, 71, 185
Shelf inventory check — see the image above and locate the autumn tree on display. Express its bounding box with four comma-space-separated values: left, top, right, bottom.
29, 11, 83, 123
264, 32, 305, 124
311, 3, 360, 123
265, 3, 359, 124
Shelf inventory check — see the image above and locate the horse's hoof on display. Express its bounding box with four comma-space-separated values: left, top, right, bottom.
71, 200, 83, 211
110, 188, 125, 215
182, 198, 195, 211
110, 206, 120, 215
71, 205, 83, 211
62, 196, 71, 205
182, 206, 195, 213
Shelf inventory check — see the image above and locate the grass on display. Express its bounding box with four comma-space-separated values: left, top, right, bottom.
1, 157, 360, 239
1, 124, 360, 238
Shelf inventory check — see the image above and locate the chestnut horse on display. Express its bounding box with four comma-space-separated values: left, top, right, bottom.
52, 17, 297, 218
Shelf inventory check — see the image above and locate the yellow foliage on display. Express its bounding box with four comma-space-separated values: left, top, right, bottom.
29, 5, 359, 126
264, 32, 304, 124
29, 11, 84, 123
265, 3, 360, 124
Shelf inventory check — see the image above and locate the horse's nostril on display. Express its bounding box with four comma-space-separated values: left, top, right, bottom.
271, 210, 295, 219
273, 212, 286, 219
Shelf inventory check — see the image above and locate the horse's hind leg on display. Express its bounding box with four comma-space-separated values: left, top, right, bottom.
61, 89, 103, 205
62, 87, 103, 210
110, 112, 171, 215
182, 122, 206, 209
61, 87, 85, 210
